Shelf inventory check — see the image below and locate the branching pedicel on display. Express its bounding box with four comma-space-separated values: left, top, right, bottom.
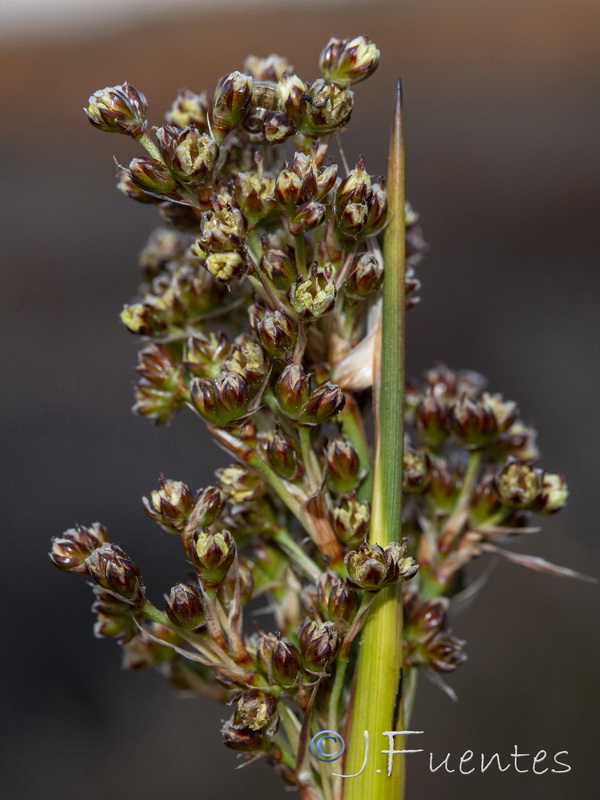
50, 36, 583, 800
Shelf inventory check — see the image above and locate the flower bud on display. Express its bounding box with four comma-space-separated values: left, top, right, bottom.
244, 55, 294, 82
133, 344, 186, 424
345, 541, 417, 591
204, 251, 246, 282
304, 381, 345, 425
193, 485, 227, 528
275, 364, 311, 419
116, 166, 160, 204
233, 172, 276, 227
186, 529, 236, 589
190, 371, 250, 426
217, 464, 266, 503
319, 36, 380, 88
198, 203, 247, 254
469, 474, 503, 525
250, 306, 298, 360
86, 544, 145, 602
451, 392, 518, 447
288, 201, 326, 235
494, 462, 542, 509
271, 636, 302, 687
121, 624, 179, 670
49, 522, 108, 574
298, 620, 341, 673
344, 252, 383, 302
325, 436, 360, 493
290, 79, 354, 137
166, 582, 205, 629
156, 125, 219, 185
92, 585, 136, 618
221, 719, 265, 752
142, 477, 194, 534
184, 332, 231, 378
415, 394, 451, 449
263, 110, 296, 143
266, 429, 302, 480
224, 335, 269, 392
332, 494, 370, 546
85, 83, 147, 137
260, 246, 297, 291
234, 689, 279, 734
327, 579, 359, 627
403, 449, 430, 494
533, 472, 568, 514
127, 156, 179, 195
211, 71, 254, 143
289, 266, 336, 321
166, 89, 210, 131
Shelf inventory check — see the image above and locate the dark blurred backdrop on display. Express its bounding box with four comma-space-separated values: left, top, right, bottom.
2, 0, 599, 798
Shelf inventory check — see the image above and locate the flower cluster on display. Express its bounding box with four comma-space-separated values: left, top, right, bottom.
50, 35, 574, 798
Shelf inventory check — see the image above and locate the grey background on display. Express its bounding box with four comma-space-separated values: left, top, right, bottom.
2, 1, 599, 797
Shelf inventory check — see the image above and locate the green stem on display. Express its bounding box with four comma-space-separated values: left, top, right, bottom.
298, 425, 321, 492
328, 656, 348, 733
247, 450, 305, 521
273, 527, 322, 582
294, 233, 309, 280
343, 81, 407, 800
338, 395, 372, 502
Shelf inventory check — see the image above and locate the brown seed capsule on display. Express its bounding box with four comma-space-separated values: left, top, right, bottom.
85, 82, 148, 138
298, 620, 341, 673
49, 522, 108, 574
86, 544, 145, 602
166, 583, 205, 629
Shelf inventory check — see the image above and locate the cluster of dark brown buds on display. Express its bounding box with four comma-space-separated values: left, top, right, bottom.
50, 33, 577, 799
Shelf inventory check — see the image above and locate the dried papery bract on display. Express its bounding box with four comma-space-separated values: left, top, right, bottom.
52, 34, 584, 800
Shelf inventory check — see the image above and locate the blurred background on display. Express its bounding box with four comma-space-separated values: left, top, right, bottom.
2, 0, 599, 797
